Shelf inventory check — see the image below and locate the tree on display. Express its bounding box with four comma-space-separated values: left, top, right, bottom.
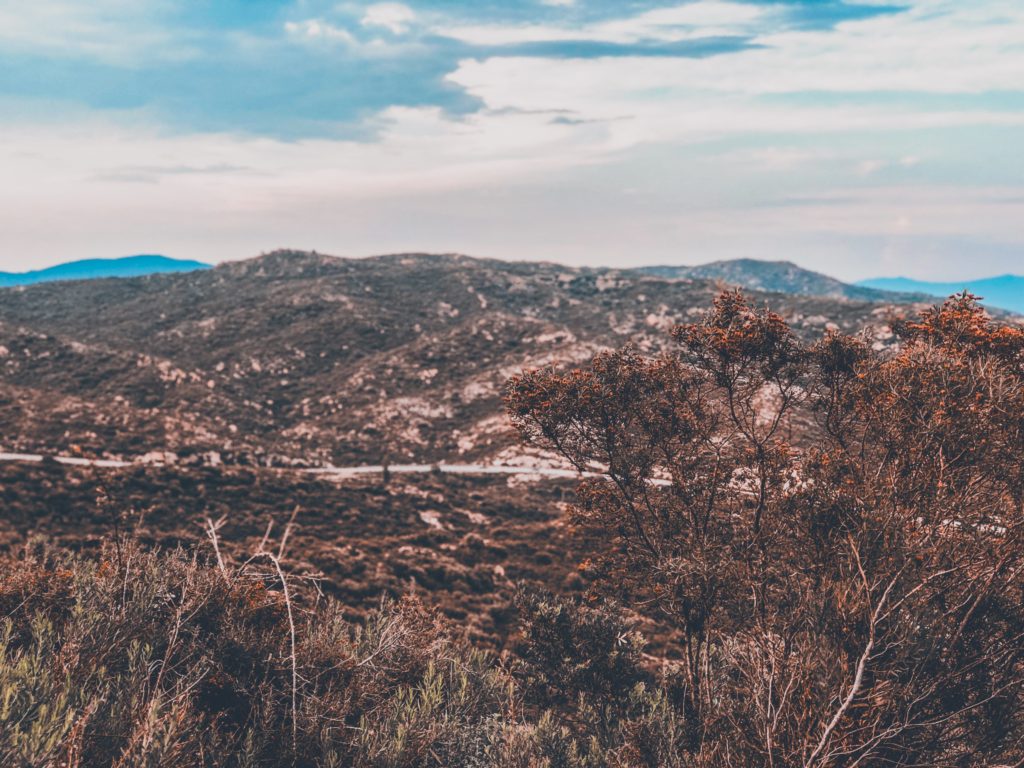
360, 392, 403, 487
507, 291, 1024, 766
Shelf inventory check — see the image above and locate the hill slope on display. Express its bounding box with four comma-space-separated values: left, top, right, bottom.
0, 255, 211, 286
638, 259, 921, 303
857, 275, 1024, 314
0, 250, 930, 466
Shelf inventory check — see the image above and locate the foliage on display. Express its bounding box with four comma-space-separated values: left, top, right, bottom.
5, 291, 1023, 767
0, 539, 521, 767
0, 539, 690, 768
508, 291, 1024, 766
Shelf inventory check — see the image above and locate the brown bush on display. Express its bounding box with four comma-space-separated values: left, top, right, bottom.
507, 291, 1024, 766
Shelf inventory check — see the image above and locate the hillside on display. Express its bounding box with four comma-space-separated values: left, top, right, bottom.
4, 287, 1021, 767
639, 258, 922, 303
0, 251, 1019, 665
858, 274, 1024, 314
0, 250, 926, 467
0, 255, 210, 287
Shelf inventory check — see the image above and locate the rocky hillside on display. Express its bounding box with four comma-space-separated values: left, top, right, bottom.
0, 250, 927, 467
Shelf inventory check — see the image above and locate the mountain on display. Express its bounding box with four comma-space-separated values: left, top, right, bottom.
0, 250, 932, 466
638, 259, 923, 303
857, 275, 1024, 314
0, 249, 1010, 649
0, 255, 211, 287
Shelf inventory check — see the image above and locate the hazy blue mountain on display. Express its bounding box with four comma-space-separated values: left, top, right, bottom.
856, 275, 1024, 314
0, 255, 211, 287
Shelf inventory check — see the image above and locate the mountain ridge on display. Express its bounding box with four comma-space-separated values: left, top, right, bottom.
857, 274, 1024, 314
0, 249, 932, 466
0, 255, 211, 287
6, 253, 1014, 314
636, 258, 928, 304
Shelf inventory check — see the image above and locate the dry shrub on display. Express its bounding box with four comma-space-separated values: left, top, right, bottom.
0, 538, 683, 768
6, 291, 1023, 767
0, 539, 523, 767
508, 291, 1024, 766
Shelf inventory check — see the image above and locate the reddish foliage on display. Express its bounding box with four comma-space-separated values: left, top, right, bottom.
507, 292, 1024, 766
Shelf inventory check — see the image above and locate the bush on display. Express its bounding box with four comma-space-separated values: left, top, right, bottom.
0, 538, 699, 767
508, 292, 1024, 766
8, 292, 1022, 767
0, 539, 522, 767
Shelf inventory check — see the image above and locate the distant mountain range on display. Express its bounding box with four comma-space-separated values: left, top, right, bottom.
2, 252, 1019, 314
0, 255, 210, 287
856, 275, 1024, 314
637, 259, 924, 303
640, 259, 1022, 314
0, 250, 917, 465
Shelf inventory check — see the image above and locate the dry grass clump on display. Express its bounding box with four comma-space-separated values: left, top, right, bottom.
0, 539, 685, 767
0, 538, 507, 767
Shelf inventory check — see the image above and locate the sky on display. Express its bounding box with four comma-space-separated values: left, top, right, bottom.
1, 0, 1022, 281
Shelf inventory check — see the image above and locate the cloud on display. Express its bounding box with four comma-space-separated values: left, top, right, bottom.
1, 0, 1023, 279
284, 19, 357, 44
362, 3, 417, 35
90, 162, 254, 184
445, 1, 1024, 153
0, 0, 190, 64
442, 2, 766, 46
2, 109, 1022, 280
858, 159, 885, 176
708, 146, 832, 172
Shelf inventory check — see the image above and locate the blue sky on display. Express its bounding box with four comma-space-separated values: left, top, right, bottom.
1, 0, 1022, 280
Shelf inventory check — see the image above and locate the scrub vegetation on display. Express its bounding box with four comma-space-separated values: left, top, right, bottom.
3, 292, 1023, 766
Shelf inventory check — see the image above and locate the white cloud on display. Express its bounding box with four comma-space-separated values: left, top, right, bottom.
0, 0, 190, 64
708, 147, 833, 172
284, 19, 357, 44
3, 101, 1021, 271
2, 0, 1023, 279
540, 0, 576, 6
858, 159, 885, 176
450, 57, 1024, 155
0, 105, 592, 216
0, 105, 625, 268
445, 2, 765, 46
719, 186, 1024, 241
444, 0, 1024, 153
361, 3, 416, 35
602, 1, 765, 35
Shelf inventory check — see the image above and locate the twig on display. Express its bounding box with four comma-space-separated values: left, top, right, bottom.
204, 516, 229, 582
252, 549, 299, 752
805, 542, 900, 768
258, 518, 275, 554
278, 506, 300, 560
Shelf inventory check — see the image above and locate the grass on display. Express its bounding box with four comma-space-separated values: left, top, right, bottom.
0, 537, 680, 767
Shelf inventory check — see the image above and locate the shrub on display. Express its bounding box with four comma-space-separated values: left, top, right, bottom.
0, 540, 522, 767
0, 538, 706, 767
507, 292, 1024, 766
